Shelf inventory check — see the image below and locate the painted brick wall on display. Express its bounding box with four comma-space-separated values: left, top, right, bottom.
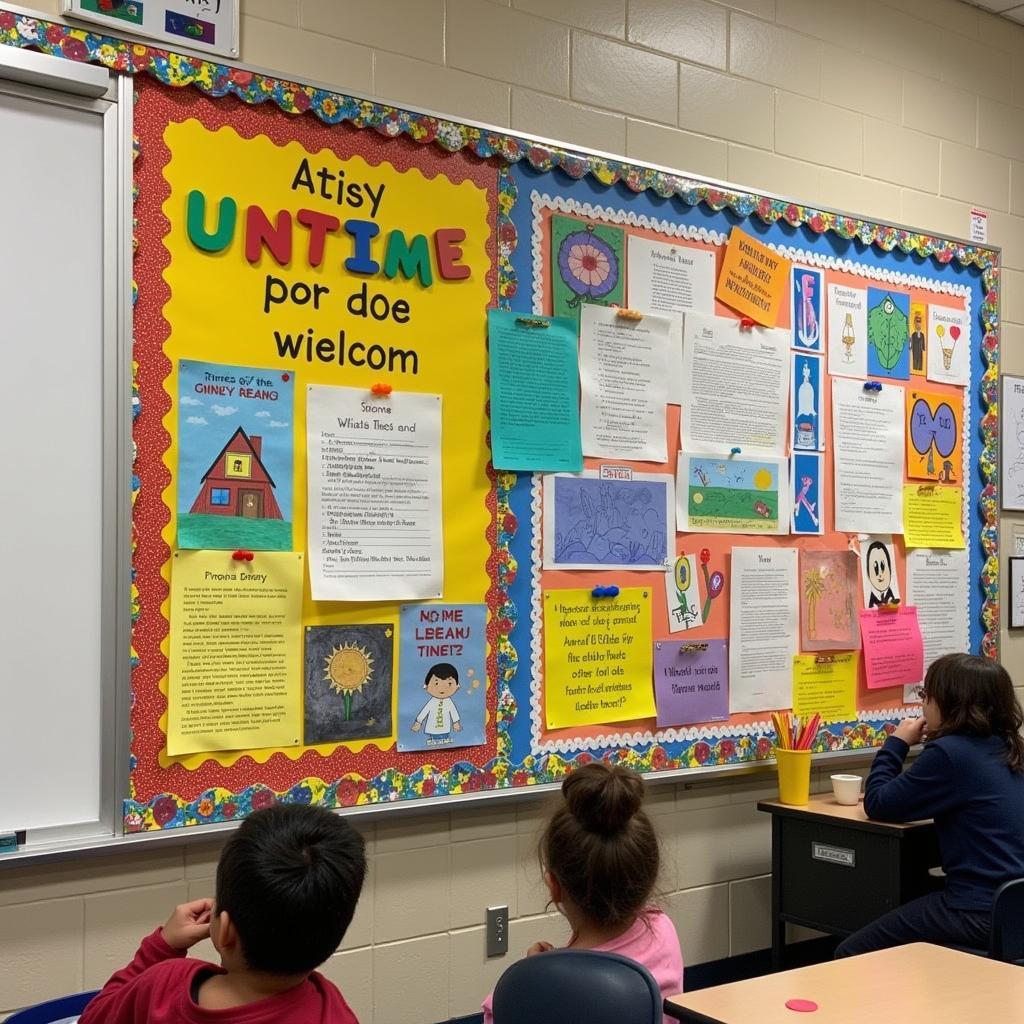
3, 1, 1024, 1021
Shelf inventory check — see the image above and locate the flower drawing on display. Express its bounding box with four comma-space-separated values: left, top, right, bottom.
557, 227, 619, 305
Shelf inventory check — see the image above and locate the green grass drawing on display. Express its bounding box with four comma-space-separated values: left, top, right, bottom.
177, 514, 292, 552
689, 487, 778, 526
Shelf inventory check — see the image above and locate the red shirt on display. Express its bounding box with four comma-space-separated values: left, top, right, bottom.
79, 928, 360, 1024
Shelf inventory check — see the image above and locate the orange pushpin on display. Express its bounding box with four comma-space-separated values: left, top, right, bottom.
371, 382, 393, 396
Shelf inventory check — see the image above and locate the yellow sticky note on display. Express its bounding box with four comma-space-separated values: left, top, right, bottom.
903, 486, 965, 549
168, 550, 304, 756
715, 227, 792, 326
544, 587, 654, 728
792, 653, 858, 722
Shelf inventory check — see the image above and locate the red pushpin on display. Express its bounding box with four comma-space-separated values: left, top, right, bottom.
233, 550, 254, 562
739, 316, 756, 329
371, 382, 393, 396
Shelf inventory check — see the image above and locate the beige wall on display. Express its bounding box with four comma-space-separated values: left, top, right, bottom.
4, 0, 1024, 1020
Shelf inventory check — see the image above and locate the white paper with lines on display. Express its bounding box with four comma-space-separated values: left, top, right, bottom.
307, 385, 443, 601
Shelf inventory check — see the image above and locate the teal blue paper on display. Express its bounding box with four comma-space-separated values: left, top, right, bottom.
487, 309, 583, 472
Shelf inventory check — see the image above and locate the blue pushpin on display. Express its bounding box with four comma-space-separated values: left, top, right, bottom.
730, 447, 742, 455
863, 381, 882, 392
591, 585, 620, 599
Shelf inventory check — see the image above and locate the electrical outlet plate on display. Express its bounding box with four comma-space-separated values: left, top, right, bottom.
486, 905, 509, 957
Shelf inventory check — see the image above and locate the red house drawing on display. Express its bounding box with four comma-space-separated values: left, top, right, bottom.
189, 427, 283, 520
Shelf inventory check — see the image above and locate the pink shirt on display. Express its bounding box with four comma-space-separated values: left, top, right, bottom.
481, 909, 683, 1023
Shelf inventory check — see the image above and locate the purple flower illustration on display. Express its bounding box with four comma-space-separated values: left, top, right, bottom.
557, 228, 619, 305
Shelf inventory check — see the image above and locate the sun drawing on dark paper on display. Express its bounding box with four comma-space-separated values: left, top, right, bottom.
325, 644, 373, 721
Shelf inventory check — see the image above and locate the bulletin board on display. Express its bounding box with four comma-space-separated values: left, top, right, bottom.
0, 11, 1000, 835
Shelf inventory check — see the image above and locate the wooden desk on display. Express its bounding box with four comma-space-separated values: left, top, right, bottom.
758, 794, 939, 969
667, 943, 1024, 1023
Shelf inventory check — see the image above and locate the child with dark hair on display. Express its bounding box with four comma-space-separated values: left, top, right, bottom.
482, 762, 682, 1022
836, 652, 1024, 957
410, 661, 462, 741
80, 803, 367, 1022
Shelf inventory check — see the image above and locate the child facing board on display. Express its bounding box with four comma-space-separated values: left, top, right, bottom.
80, 804, 367, 1023
836, 652, 1024, 957
482, 762, 683, 1022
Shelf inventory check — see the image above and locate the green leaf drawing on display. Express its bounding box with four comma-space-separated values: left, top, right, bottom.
868, 294, 909, 371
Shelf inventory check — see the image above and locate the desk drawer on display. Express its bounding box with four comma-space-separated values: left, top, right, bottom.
779, 819, 899, 933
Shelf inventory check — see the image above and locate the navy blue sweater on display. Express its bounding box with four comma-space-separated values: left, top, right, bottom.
865, 733, 1024, 910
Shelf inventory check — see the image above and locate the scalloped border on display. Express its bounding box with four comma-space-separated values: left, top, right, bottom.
0, 11, 996, 824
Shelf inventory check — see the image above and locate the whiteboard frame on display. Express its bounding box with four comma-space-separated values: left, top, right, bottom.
0, 4, 1000, 861
0, 59, 134, 851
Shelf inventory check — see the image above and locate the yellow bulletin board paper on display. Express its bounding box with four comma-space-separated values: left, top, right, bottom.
160, 117, 493, 769
168, 550, 304, 756
903, 486, 965, 549
544, 588, 655, 728
715, 227, 792, 326
792, 653, 858, 722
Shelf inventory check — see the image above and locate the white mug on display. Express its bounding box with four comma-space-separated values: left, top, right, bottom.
831, 774, 863, 805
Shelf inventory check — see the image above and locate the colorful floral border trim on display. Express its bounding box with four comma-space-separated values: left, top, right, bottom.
1, 12, 997, 827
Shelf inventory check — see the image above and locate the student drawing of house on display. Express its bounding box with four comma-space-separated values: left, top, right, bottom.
189, 426, 283, 521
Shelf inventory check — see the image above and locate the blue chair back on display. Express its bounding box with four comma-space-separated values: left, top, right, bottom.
5, 992, 97, 1024
990, 877, 1024, 964
492, 948, 663, 1024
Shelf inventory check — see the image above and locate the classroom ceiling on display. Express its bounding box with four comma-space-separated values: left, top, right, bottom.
968, 0, 1024, 24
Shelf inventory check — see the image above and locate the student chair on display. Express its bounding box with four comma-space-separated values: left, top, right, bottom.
491, 949, 663, 1024
5, 991, 97, 1024
989, 877, 1024, 964
952, 877, 1024, 965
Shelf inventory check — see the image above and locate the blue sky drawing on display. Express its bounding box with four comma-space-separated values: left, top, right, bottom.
177, 360, 295, 517
689, 458, 777, 490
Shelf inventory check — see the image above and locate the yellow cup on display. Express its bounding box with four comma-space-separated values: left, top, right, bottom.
775, 748, 813, 805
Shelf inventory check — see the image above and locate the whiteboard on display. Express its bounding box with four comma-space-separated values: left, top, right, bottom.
0, 70, 127, 837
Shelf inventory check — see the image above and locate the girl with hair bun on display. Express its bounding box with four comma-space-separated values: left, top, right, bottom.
482, 762, 683, 1021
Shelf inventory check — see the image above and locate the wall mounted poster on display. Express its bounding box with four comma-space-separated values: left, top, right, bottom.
64, 0, 240, 57
1010, 558, 1024, 629
306, 385, 444, 602
486, 309, 583, 473
1002, 374, 1024, 511
177, 360, 294, 551
543, 470, 674, 570
397, 604, 487, 752
791, 452, 824, 536
927, 305, 970, 386
792, 352, 824, 452
861, 535, 902, 608
867, 288, 911, 380
791, 265, 823, 352
906, 387, 962, 483
827, 283, 868, 379
653, 639, 728, 727
799, 549, 860, 652
909, 302, 928, 377
551, 215, 625, 319
677, 453, 788, 535
303, 623, 394, 746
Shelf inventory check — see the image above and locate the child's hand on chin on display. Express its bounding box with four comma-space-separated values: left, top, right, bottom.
894, 717, 927, 745
162, 898, 214, 951
526, 941, 554, 957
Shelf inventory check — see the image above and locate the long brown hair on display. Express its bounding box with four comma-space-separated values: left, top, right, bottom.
540, 762, 660, 928
925, 653, 1024, 772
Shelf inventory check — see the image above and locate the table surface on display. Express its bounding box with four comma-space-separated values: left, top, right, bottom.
667, 943, 1024, 1023
757, 792, 930, 831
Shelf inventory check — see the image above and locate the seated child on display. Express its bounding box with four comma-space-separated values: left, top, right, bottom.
81, 803, 367, 1022
836, 653, 1024, 957
483, 762, 683, 1022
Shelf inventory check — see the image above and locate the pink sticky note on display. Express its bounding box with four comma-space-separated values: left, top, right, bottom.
786, 999, 819, 1013
858, 606, 925, 690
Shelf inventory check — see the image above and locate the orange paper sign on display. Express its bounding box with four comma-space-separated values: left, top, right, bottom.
715, 227, 792, 326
